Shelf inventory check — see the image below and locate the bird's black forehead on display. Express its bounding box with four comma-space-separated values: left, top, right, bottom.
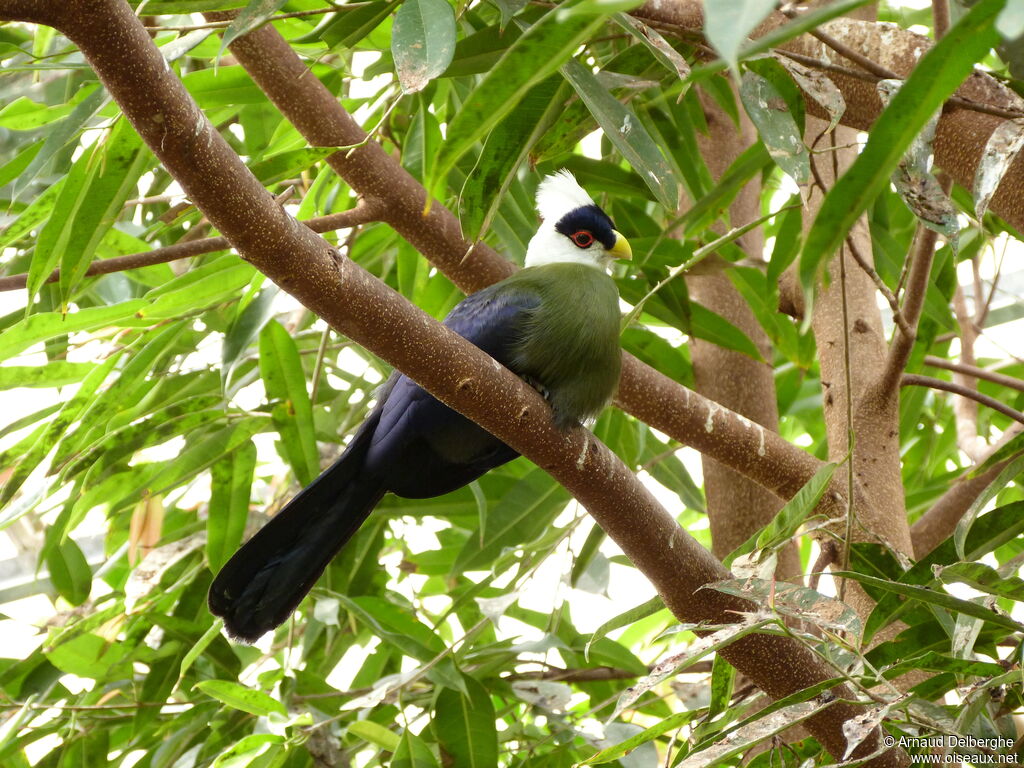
554, 204, 617, 249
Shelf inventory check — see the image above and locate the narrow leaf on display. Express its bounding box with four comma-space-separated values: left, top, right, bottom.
206, 442, 257, 574
259, 320, 319, 486
432, 7, 607, 183
704, 0, 778, 73
194, 680, 287, 717
432, 676, 498, 768
800, 0, 1003, 304
392, 0, 457, 93
560, 58, 678, 209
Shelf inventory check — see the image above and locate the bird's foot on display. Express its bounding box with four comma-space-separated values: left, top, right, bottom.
522, 375, 551, 402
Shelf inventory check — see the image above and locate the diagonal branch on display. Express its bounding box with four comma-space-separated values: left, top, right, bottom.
924, 355, 1024, 394
0, 0, 55, 24
879, 227, 939, 393
49, 2, 903, 763
911, 423, 1024, 557
901, 374, 1024, 426
0, 203, 381, 292
205, 10, 843, 511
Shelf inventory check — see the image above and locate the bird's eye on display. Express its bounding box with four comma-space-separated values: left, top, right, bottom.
571, 230, 594, 248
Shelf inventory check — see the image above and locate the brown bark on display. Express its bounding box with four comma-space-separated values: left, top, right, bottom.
632, 4, 1024, 233
802, 123, 914, 617
911, 424, 1024, 557
197, 12, 858, 522
689, 96, 799, 579
17, 1, 905, 763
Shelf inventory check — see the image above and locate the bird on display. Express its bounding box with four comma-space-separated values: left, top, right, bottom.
208, 170, 632, 642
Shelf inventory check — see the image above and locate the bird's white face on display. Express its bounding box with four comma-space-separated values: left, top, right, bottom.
524, 170, 632, 271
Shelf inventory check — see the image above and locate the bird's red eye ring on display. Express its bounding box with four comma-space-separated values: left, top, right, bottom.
571, 230, 594, 248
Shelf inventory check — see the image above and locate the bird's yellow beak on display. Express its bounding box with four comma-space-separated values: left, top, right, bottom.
609, 230, 632, 261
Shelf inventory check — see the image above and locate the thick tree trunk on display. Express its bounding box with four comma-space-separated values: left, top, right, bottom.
690, 96, 801, 580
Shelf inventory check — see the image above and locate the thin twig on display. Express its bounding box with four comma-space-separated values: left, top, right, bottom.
0, 200, 382, 292
781, 8, 900, 79
923, 355, 1024, 394
773, 48, 1024, 121
844, 234, 911, 337
880, 227, 940, 393
977, 235, 1008, 329
143, 5, 369, 33
835, 142, 857, 597
902, 374, 1024, 426
933, 0, 950, 39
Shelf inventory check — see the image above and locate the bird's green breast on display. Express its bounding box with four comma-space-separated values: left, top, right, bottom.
498, 263, 622, 428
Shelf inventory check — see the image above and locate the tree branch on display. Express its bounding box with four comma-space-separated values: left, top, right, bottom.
845, 234, 912, 338
0, 203, 381, 292
51, 2, 902, 763
203, 11, 852, 514
901, 374, 1024, 426
924, 355, 1024, 394
0, 0, 57, 24
880, 227, 939, 393
911, 423, 1024, 557
632, 4, 1024, 231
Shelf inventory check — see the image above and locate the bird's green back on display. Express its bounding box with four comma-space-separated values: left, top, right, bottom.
498, 263, 621, 428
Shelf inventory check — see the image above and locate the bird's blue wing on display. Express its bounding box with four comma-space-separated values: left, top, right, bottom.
365, 284, 539, 497
439, 283, 540, 364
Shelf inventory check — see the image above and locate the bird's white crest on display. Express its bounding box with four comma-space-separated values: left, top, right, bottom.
525, 170, 613, 271
534, 169, 596, 224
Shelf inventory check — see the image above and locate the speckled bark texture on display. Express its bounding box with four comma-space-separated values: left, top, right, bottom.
197, 12, 847, 518
689, 94, 800, 581
801, 122, 915, 626
3, 1, 914, 762
632, 5, 1024, 232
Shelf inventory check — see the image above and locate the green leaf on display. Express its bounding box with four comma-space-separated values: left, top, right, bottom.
0, 140, 42, 187
221, 0, 289, 51
45, 537, 92, 606
337, 595, 464, 691
431, 7, 607, 184
0, 352, 122, 511
392, 729, 440, 768
222, 285, 279, 393
799, 0, 1004, 304
0, 302, 147, 362
688, 303, 763, 361
347, 720, 401, 752
460, 75, 567, 241
177, 620, 225, 686
206, 442, 257, 574
259, 320, 319, 486
194, 680, 287, 717
703, 0, 777, 73
45, 631, 131, 680
586, 595, 665, 659
955, 453, 1024, 559
392, 0, 456, 93
560, 58, 678, 209
739, 61, 808, 185
0, 181, 64, 250
14, 84, 107, 198
583, 710, 692, 764
31, 119, 149, 304
936, 562, 1024, 601
339, 595, 444, 659
432, 676, 498, 768
452, 468, 571, 572
833, 570, 1024, 634
0, 362, 95, 390
725, 462, 836, 567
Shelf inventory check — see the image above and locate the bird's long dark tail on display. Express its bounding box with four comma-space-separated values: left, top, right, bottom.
208, 417, 385, 643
